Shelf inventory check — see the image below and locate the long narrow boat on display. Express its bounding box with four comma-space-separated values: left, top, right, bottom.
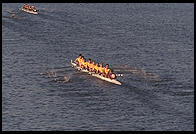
21, 8, 38, 15
71, 60, 122, 85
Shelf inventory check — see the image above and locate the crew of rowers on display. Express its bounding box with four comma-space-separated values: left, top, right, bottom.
74, 54, 116, 79
23, 4, 37, 12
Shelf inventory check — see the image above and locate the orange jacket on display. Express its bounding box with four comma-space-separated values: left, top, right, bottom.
94, 65, 98, 71
89, 63, 95, 69
83, 62, 88, 68
104, 68, 110, 74
75, 57, 80, 63
98, 66, 104, 73
87, 62, 91, 68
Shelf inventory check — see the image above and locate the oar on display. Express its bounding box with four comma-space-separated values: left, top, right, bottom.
116, 74, 123, 77
40, 70, 57, 77
46, 66, 70, 70
7, 10, 19, 14
36, 8, 54, 13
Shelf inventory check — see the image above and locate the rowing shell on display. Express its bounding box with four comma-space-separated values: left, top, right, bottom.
21, 8, 38, 15
71, 60, 122, 85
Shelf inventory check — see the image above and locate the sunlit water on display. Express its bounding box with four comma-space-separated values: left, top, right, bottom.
2, 3, 194, 131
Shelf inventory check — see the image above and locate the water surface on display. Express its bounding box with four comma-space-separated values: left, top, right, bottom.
2, 3, 194, 131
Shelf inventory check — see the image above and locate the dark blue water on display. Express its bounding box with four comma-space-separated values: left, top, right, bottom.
2, 3, 194, 131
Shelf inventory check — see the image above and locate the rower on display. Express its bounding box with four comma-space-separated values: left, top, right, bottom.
89, 61, 95, 72
74, 54, 82, 65
94, 63, 99, 73
31, 6, 36, 11
26, 4, 30, 10
81, 58, 87, 69
104, 64, 111, 78
23, 4, 26, 8
98, 63, 105, 76
87, 58, 91, 71
23, 4, 28, 9
79, 56, 85, 68
88, 61, 92, 71
83, 59, 88, 69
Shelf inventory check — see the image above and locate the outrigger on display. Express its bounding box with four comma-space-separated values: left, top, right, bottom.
71, 60, 122, 85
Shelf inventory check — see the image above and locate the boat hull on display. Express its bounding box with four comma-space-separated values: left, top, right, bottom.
21, 8, 38, 15
71, 60, 122, 85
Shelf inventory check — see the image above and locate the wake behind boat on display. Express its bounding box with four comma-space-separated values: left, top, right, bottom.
71, 60, 122, 85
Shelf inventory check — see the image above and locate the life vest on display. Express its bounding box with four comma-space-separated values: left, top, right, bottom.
77, 58, 82, 65
104, 68, 110, 74
75, 57, 80, 63
98, 66, 104, 73
89, 63, 95, 69
31, 6, 35, 9
80, 59, 84, 65
94, 65, 98, 71
81, 60, 84, 66
83, 62, 88, 68
87, 62, 91, 68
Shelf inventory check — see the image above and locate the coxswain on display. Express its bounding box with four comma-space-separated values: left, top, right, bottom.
109, 69, 116, 79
